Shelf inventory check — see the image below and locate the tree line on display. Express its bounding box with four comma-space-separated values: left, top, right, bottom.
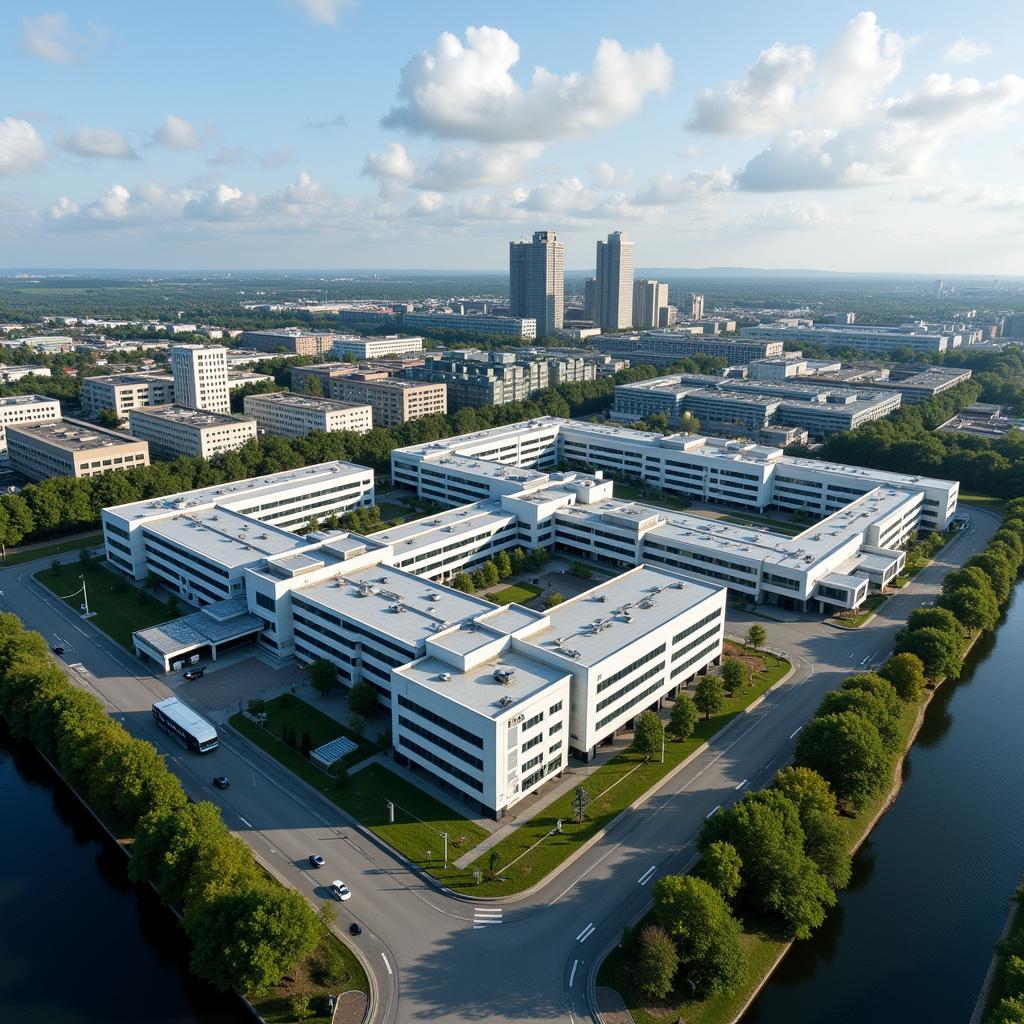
0, 613, 335, 998
620, 507, 1024, 1006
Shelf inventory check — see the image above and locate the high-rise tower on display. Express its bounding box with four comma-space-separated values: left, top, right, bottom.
595, 231, 635, 330
509, 230, 564, 339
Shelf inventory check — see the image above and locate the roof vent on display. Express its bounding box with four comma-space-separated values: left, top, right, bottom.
427, 592, 440, 602
498, 695, 515, 708
493, 666, 516, 685
439, 672, 451, 682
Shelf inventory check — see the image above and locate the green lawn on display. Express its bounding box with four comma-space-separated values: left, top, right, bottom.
231, 694, 379, 767
957, 492, 1004, 509
827, 592, 889, 629
1, 532, 101, 568
37, 562, 178, 649
485, 582, 543, 606
455, 646, 791, 897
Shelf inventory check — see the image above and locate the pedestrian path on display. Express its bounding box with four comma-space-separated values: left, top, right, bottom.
473, 907, 502, 929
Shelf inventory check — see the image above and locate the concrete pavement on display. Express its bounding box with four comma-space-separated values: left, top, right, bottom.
0, 507, 998, 1024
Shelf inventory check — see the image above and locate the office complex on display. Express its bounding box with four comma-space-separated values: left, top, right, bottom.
594, 331, 785, 364
8, 418, 149, 480
297, 370, 447, 427
612, 375, 902, 438
170, 345, 231, 415
330, 334, 425, 359
82, 372, 176, 421
243, 391, 373, 438
401, 313, 536, 339
689, 294, 705, 319
632, 280, 669, 330
0, 365, 51, 383
128, 406, 257, 460
595, 231, 635, 330
740, 324, 963, 355
239, 328, 337, 358
0, 395, 62, 452
509, 230, 565, 339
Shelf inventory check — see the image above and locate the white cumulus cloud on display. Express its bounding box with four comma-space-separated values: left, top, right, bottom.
944, 37, 992, 66
56, 125, 137, 160
0, 118, 47, 175
361, 142, 417, 195
155, 115, 203, 151
382, 26, 671, 142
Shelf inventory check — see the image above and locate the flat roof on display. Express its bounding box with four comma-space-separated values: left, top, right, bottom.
245, 392, 370, 413
374, 500, 515, 549
294, 566, 496, 650
0, 394, 59, 408
130, 405, 254, 428
83, 372, 173, 386
395, 647, 567, 718
8, 417, 142, 451
519, 564, 723, 668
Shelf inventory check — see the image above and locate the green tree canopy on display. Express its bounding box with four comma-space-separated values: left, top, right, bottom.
701, 840, 743, 900
632, 710, 664, 758
795, 711, 890, 810
347, 679, 378, 717
667, 696, 699, 742
632, 925, 679, 999
721, 658, 748, 696
694, 675, 725, 720
896, 625, 963, 680
879, 652, 926, 702
308, 658, 336, 696
938, 585, 1001, 632
744, 623, 767, 651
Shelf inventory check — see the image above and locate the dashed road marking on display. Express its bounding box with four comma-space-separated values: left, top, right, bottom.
577, 923, 596, 943
735, 779, 748, 790
637, 865, 656, 885
706, 804, 721, 819
789, 726, 803, 739
473, 907, 502, 929
569, 959, 579, 987
238, 816, 253, 828
381, 953, 392, 975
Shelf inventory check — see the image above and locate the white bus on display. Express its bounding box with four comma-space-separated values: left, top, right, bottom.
152, 697, 219, 753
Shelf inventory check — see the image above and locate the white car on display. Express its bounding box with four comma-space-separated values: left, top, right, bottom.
331, 880, 352, 901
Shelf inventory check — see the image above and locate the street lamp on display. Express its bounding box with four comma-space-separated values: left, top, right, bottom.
79, 575, 90, 616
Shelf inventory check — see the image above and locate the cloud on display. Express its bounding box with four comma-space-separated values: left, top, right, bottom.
207, 145, 249, 166
592, 162, 632, 188
416, 143, 542, 190
260, 146, 295, 169
361, 142, 417, 195
288, 0, 353, 25
20, 13, 105, 63
944, 37, 992, 66
155, 115, 202, 151
56, 125, 137, 160
303, 113, 347, 131
631, 167, 734, 205
382, 26, 671, 142
0, 118, 47, 175
747, 200, 836, 231
689, 12, 904, 137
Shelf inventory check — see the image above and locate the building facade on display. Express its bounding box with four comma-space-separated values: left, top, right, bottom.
239, 329, 336, 357
595, 231, 635, 330
318, 373, 447, 426
82, 372, 176, 421
740, 324, 962, 355
170, 345, 231, 414
0, 395, 61, 452
243, 391, 373, 438
8, 418, 149, 480
509, 229, 565, 340
401, 313, 536, 339
330, 334, 425, 359
632, 280, 669, 330
128, 405, 258, 459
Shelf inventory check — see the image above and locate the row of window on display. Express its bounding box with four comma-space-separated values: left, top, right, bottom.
398, 716, 484, 771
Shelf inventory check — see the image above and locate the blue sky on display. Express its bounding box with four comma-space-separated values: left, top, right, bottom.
1, 1, 1022, 272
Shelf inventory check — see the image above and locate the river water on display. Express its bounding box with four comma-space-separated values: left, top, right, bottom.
0, 729, 244, 1024
743, 581, 1024, 1024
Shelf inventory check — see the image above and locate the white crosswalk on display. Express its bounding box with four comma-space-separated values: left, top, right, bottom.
473, 907, 502, 929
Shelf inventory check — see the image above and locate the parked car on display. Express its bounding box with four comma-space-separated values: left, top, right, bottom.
52, 646, 65, 656
330, 880, 351, 901
348, 923, 362, 936
183, 667, 205, 681
308, 854, 325, 868
212, 776, 230, 790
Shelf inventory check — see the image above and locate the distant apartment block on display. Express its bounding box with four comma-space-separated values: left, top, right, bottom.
7, 418, 149, 480
740, 324, 962, 355
0, 365, 51, 383
1, 335, 76, 354
593, 331, 785, 364
171, 345, 231, 414
322, 374, 446, 427
128, 406, 257, 460
595, 231, 635, 330
82, 372, 175, 420
689, 293, 705, 318
0, 395, 61, 452
243, 391, 373, 438
632, 280, 669, 330
238, 328, 337, 358
227, 370, 275, 391
401, 313, 536, 339
329, 334, 424, 359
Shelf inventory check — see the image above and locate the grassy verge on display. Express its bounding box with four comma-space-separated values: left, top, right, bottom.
958, 493, 1004, 509
598, 664, 939, 1024
982, 884, 1024, 1021
0, 532, 101, 568
231, 694, 379, 767
454, 646, 791, 898
827, 592, 889, 629
485, 582, 543, 605
251, 931, 368, 1024
36, 562, 178, 649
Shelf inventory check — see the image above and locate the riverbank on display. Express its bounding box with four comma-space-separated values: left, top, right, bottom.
972, 869, 1024, 1024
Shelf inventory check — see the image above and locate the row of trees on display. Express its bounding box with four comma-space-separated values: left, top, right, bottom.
986, 882, 1024, 1023
450, 546, 547, 593
0, 613, 327, 997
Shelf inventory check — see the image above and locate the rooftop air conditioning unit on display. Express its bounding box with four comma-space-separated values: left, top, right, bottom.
439, 672, 451, 681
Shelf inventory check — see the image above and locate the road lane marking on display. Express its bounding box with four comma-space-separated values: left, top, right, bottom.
789, 726, 803, 739
576, 922, 595, 942
637, 866, 656, 885
705, 805, 721, 819
473, 907, 502, 928
381, 953, 392, 975
238, 816, 253, 828
569, 960, 579, 987
735, 779, 748, 790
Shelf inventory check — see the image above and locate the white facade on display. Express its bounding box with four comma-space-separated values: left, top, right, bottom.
171, 344, 231, 414
81, 372, 175, 420
0, 395, 61, 452
740, 324, 961, 354
128, 405, 258, 459
329, 335, 424, 359
509, 229, 565, 339
596, 231, 635, 330
243, 391, 373, 438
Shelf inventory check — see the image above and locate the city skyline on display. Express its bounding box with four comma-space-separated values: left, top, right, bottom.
0, 1, 1022, 273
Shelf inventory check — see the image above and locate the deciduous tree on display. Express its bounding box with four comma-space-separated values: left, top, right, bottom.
694, 675, 725, 720
879, 652, 926, 703
632, 925, 679, 999
632, 710, 664, 759
308, 658, 336, 696
701, 840, 743, 900
721, 658, 748, 696
667, 696, 699, 742
794, 712, 890, 810
744, 623, 767, 652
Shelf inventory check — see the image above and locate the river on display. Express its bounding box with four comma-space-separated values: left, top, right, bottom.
0, 728, 245, 1024
743, 581, 1024, 1024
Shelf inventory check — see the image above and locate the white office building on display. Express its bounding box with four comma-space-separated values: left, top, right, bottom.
0, 395, 61, 452
509, 229, 564, 339
243, 391, 373, 438
740, 324, 962, 355
171, 345, 231, 414
595, 231, 635, 330
329, 334, 424, 360
128, 405, 258, 460
81, 372, 176, 421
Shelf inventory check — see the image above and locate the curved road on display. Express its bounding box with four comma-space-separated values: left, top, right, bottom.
0, 508, 996, 1024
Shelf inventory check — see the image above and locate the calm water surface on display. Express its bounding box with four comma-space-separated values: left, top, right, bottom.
0, 728, 245, 1024
743, 582, 1024, 1024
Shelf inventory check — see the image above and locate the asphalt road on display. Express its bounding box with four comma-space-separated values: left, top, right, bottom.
0, 508, 997, 1024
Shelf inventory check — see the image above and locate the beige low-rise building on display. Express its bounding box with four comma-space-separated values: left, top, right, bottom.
0, 395, 62, 452
7, 418, 149, 480
128, 405, 258, 460
243, 391, 372, 438
81, 372, 175, 421
320, 373, 446, 426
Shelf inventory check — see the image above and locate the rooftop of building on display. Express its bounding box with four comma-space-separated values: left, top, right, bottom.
242, 327, 336, 338
8, 417, 142, 451
134, 598, 266, 657
0, 394, 60, 407
83, 371, 174, 386
244, 391, 371, 414
104, 460, 371, 522
294, 566, 495, 650
129, 405, 254, 428
373, 500, 516, 550
518, 564, 723, 669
